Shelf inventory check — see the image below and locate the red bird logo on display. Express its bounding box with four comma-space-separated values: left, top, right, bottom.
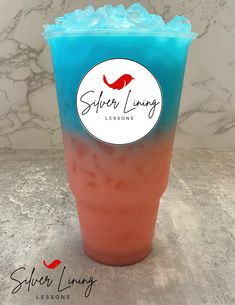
43, 259, 62, 269
103, 74, 134, 90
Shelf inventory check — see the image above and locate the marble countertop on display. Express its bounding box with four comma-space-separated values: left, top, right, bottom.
0, 0, 235, 150
0, 150, 234, 305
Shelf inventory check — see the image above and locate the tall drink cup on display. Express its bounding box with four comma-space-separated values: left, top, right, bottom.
44, 5, 196, 265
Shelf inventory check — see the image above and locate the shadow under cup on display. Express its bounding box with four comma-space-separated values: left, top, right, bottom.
45, 32, 194, 265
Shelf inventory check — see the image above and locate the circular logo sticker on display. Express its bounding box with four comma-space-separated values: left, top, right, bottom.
77, 59, 162, 145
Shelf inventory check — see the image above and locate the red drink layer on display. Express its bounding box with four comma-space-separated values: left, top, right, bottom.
63, 130, 175, 265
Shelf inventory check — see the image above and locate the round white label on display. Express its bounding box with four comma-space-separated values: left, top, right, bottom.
77, 59, 162, 145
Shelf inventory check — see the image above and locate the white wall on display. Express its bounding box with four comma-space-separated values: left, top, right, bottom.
0, 0, 234, 149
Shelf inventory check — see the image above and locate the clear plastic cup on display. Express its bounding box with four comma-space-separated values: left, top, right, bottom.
44, 15, 196, 265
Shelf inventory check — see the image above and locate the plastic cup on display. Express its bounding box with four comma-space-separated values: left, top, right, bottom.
44, 28, 196, 265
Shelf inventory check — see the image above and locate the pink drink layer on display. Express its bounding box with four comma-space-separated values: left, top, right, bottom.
63, 130, 175, 265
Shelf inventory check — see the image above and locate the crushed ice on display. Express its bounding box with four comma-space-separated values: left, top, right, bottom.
44, 3, 192, 35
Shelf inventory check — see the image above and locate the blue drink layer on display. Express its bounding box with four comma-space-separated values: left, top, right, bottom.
43, 4, 196, 137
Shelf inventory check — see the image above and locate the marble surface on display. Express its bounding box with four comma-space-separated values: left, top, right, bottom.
0, 149, 234, 305
0, 0, 234, 149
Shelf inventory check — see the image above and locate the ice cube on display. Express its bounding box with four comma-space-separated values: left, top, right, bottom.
127, 3, 149, 16
84, 5, 95, 16
166, 15, 192, 32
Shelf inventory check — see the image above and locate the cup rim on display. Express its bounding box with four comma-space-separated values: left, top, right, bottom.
43, 29, 198, 40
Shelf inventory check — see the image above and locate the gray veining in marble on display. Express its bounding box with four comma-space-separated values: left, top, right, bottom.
0, 150, 234, 305
0, 0, 234, 149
